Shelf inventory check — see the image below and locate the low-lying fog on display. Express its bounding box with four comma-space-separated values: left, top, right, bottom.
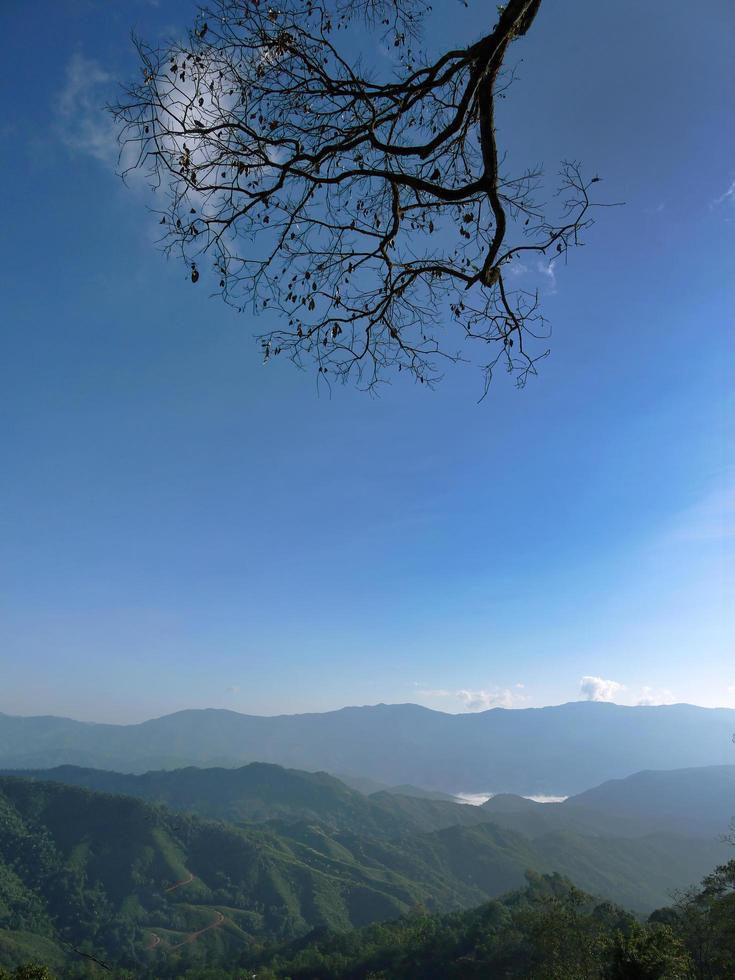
455, 793, 568, 806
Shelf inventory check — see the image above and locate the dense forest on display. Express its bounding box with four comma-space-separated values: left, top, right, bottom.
3, 865, 735, 978
0, 768, 733, 977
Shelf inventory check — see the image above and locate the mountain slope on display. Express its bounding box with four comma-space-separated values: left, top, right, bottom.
0, 776, 480, 971
566, 765, 735, 837
2, 763, 497, 839
0, 766, 729, 964
2, 701, 733, 795
0, 871, 706, 979
0, 763, 411, 838
482, 765, 735, 840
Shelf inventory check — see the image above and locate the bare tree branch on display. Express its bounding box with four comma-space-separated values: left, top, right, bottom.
111, 0, 609, 394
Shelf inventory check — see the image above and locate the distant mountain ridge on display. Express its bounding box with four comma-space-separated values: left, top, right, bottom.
1, 701, 734, 794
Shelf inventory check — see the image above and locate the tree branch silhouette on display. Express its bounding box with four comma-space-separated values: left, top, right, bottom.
112, 0, 606, 394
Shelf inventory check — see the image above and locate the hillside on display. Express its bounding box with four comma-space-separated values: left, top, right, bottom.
482, 764, 735, 840
190, 863, 735, 979
0, 776, 480, 972
9, 865, 735, 979
1, 763, 497, 838
2, 701, 734, 795
337, 775, 459, 802
0, 767, 730, 970
0, 763, 413, 838
566, 764, 735, 837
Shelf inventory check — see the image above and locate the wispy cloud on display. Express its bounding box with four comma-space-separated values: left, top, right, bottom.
456, 688, 520, 710
505, 259, 529, 279
579, 675, 624, 702
503, 257, 556, 293
536, 259, 557, 294
57, 53, 117, 164
713, 176, 735, 208
635, 686, 675, 706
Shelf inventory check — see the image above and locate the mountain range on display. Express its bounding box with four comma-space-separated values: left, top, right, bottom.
6, 761, 735, 842
2, 701, 734, 795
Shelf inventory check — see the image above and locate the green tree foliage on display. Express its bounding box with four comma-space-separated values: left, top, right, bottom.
651, 860, 735, 980
0, 967, 57, 980
603, 923, 691, 980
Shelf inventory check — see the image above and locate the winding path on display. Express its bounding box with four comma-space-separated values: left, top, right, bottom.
144, 873, 226, 953
165, 872, 195, 892
170, 911, 225, 949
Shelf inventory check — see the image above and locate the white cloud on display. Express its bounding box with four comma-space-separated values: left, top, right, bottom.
225, 685, 240, 695
418, 684, 529, 711
579, 675, 624, 702
416, 685, 529, 712
505, 259, 529, 279
635, 686, 675, 706
536, 258, 557, 293
503, 257, 556, 293
579, 677, 676, 706
456, 688, 519, 711
57, 53, 118, 164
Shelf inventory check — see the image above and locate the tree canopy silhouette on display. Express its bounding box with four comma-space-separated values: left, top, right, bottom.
113, 0, 607, 393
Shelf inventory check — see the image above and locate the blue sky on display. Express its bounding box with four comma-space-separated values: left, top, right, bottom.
1, 0, 733, 723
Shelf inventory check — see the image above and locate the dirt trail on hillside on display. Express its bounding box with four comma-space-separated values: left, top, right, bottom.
144, 873, 225, 954
170, 911, 225, 949
165, 872, 195, 892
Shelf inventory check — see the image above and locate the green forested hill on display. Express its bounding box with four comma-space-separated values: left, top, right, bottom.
0, 764, 414, 837
0, 776, 455, 971
2, 763, 496, 836
241, 873, 682, 980
208, 862, 735, 980
480, 765, 735, 845
9, 865, 735, 980
0, 773, 730, 973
